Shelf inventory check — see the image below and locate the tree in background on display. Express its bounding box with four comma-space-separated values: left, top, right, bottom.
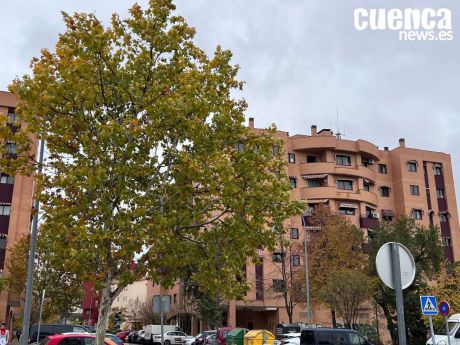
4, 232, 82, 323
7, 1, 304, 344
320, 269, 375, 329
306, 205, 366, 327
368, 217, 444, 345
265, 236, 304, 323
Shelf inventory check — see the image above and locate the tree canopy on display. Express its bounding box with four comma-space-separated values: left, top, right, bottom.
7, 1, 304, 343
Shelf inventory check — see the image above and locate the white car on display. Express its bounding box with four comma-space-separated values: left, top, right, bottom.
152, 331, 194, 345
279, 333, 300, 345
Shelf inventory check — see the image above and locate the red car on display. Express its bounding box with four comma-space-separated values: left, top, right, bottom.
217, 327, 234, 345
42, 333, 117, 345
116, 331, 132, 343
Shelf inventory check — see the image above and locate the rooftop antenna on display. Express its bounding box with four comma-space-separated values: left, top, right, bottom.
336, 110, 345, 139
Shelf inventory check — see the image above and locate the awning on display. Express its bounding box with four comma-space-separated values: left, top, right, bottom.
305, 226, 322, 231
301, 174, 328, 180
339, 203, 358, 209
382, 209, 395, 217
308, 199, 328, 204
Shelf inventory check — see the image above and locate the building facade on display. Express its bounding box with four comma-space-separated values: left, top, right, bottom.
0, 91, 36, 326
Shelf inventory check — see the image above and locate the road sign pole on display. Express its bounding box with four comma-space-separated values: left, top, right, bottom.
391, 242, 407, 345
160, 295, 164, 345
445, 316, 451, 345
429, 316, 436, 345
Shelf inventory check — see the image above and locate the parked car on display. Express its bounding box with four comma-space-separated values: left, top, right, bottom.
204, 334, 217, 345
426, 312, 460, 345
217, 328, 234, 345
128, 331, 141, 344
152, 331, 193, 345
29, 324, 88, 343
117, 331, 132, 343
145, 326, 183, 344
194, 331, 217, 345
278, 333, 300, 345
300, 328, 372, 345
138, 331, 146, 344
105, 333, 124, 345
40, 333, 117, 345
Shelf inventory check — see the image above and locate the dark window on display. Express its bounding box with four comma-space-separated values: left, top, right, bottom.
442, 237, 452, 247
59, 338, 84, 345
290, 228, 299, 239
301, 331, 314, 345
288, 153, 296, 163
434, 165, 443, 176
440, 213, 448, 222
307, 179, 321, 188
0, 205, 11, 216
7, 109, 16, 124
410, 185, 419, 196
5, 143, 17, 154
272, 252, 284, 263
317, 331, 334, 345
407, 161, 417, 172
348, 333, 365, 345
0, 174, 14, 184
255, 264, 264, 300
337, 180, 353, 190
289, 177, 297, 188
334, 332, 348, 345
236, 142, 244, 152
291, 255, 300, 266
336, 155, 351, 166
380, 186, 390, 197
437, 189, 445, 198
173, 294, 177, 304
307, 156, 317, 163
272, 145, 280, 156
378, 164, 388, 174
363, 181, 370, 191
412, 209, 423, 220
272, 279, 284, 292
339, 208, 355, 215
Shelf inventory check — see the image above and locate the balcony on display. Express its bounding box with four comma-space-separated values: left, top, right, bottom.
360, 216, 380, 230
299, 162, 376, 182
300, 187, 378, 206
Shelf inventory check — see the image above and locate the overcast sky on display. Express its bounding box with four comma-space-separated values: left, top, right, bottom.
1, 0, 459, 211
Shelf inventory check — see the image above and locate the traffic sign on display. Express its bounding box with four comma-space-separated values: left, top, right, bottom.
376, 242, 416, 290
439, 301, 450, 316
420, 296, 438, 315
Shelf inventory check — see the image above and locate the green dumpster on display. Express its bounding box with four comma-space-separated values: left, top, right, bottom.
227, 328, 249, 345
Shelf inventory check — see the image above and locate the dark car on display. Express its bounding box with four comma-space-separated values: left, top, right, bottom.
29, 324, 88, 343
194, 331, 217, 345
300, 329, 372, 345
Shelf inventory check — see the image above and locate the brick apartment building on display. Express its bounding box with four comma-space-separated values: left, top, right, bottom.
146, 118, 460, 335
0, 91, 36, 326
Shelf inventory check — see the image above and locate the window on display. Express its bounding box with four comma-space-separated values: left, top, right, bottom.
0, 205, 11, 216
334, 332, 348, 345
336, 155, 351, 166
440, 213, 448, 222
60, 338, 84, 345
291, 255, 300, 266
272, 252, 284, 263
337, 180, 353, 190
0, 174, 14, 184
363, 180, 370, 191
442, 237, 452, 247
307, 155, 317, 163
272, 279, 284, 292
339, 208, 355, 215
7, 111, 15, 125
380, 186, 390, 197
437, 189, 445, 198
317, 331, 334, 345
272, 145, 280, 156
434, 165, 443, 176
5, 143, 17, 154
407, 161, 417, 172
290, 228, 299, 239
289, 177, 297, 188
412, 209, 423, 220
378, 164, 388, 174
236, 142, 244, 152
173, 294, 177, 304
288, 153, 296, 163
307, 179, 321, 188
348, 333, 367, 345
301, 331, 314, 345
410, 185, 419, 196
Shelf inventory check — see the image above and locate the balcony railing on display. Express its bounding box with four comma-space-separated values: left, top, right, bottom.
360, 215, 379, 230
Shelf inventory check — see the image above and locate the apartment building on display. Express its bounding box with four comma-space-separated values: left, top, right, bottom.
148, 118, 459, 335
0, 91, 36, 325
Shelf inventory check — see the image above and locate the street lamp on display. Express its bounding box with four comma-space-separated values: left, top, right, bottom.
301, 212, 312, 325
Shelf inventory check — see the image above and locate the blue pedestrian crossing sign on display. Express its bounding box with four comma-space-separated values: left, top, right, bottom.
420, 296, 438, 315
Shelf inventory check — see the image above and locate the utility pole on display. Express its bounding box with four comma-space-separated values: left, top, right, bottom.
21, 138, 45, 345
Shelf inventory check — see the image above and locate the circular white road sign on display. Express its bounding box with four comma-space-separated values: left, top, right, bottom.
376, 242, 416, 290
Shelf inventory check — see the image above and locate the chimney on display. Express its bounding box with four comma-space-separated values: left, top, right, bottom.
249, 117, 254, 129
399, 138, 405, 148
311, 125, 317, 136
384, 146, 389, 151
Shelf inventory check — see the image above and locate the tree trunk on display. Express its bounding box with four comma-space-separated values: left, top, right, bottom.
331, 309, 337, 328
96, 284, 113, 345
